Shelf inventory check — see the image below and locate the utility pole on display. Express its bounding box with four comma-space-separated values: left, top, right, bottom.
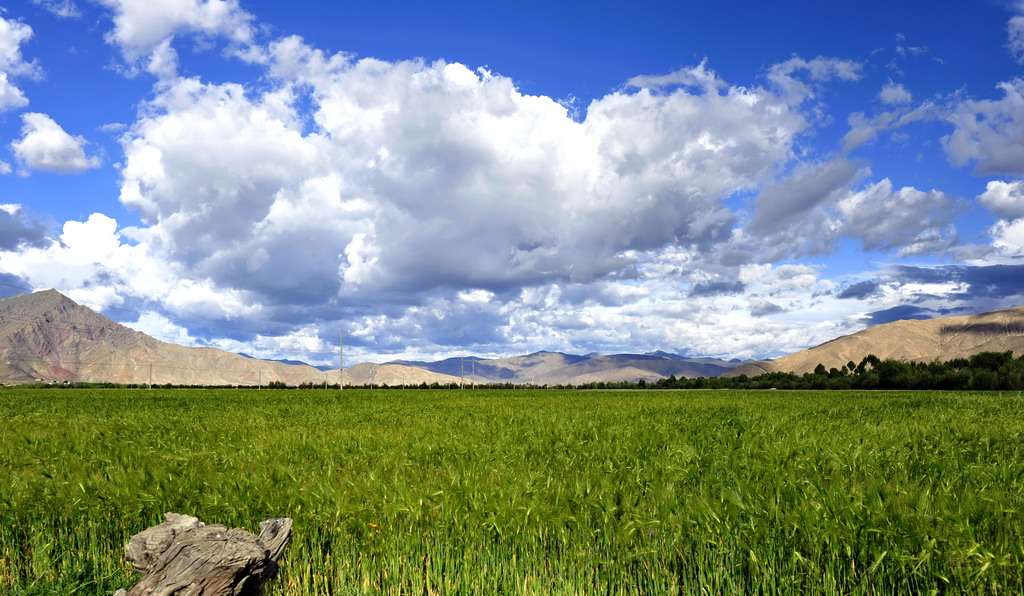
460, 357, 464, 389
339, 329, 344, 391
472, 359, 476, 389
148, 364, 152, 390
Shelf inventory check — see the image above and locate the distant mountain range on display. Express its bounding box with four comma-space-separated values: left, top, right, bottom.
4, 289, 1024, 386
388, 351, 744, 385
238, 353, 334, 371
0, 290, 744, 386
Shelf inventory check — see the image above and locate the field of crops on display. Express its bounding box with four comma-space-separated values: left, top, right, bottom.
1, 388, 1022, 594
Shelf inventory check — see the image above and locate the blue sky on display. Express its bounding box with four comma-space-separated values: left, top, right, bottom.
2, 0, 1024, 365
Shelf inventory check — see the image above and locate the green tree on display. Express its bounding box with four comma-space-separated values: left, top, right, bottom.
969, 350, 1013, 371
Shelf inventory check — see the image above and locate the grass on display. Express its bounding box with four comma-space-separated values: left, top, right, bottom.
0, 388, 1022, 594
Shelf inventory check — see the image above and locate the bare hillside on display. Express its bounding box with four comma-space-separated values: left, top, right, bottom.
0, 290, 329, 386
725, 306, 1024, 377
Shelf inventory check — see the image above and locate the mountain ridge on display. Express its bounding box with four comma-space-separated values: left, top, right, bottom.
6, 289, 1024, 386
0, 290, 329, 386
0, 290, 742, 386
384, 350, 744, 385
724, 305, 1024, 377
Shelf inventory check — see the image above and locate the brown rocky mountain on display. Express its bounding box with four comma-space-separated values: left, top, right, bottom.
0, 290, 330, 386
725, 305, 1024, 377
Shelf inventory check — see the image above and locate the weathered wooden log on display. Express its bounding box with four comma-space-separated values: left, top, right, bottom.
114, 512, 292, 596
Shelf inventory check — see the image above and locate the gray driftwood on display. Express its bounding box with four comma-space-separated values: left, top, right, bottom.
114, 512, 292, 596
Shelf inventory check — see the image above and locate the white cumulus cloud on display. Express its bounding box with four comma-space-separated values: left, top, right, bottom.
10, 112, 101, 174
835, 179, 961, 256
115, 52, 815, 311
978, 179, 1024, 220
95, 0, 257, 76
878, 82, 912, 105
0, 15, 41, 111
0, 212, 264, 322
744, 166, 961, 260
0, 16, 38, 77
0, 72, 28, 111
990, 218, 1024, 256
944, 78, 1024, 175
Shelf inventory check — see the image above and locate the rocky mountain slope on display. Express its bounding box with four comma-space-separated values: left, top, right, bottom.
725, 306, 1024, 377
0, 290, 328, 386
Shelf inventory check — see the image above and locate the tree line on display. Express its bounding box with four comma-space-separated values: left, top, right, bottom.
578, 351, 1024, 391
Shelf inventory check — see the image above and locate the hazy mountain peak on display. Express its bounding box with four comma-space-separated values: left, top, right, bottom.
644, 350, 680, 359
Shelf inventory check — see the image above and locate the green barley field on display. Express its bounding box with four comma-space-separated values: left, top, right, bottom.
1, 388, 1022, 594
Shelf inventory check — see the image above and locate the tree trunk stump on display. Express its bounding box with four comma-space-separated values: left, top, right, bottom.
114, 513, 293, 596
